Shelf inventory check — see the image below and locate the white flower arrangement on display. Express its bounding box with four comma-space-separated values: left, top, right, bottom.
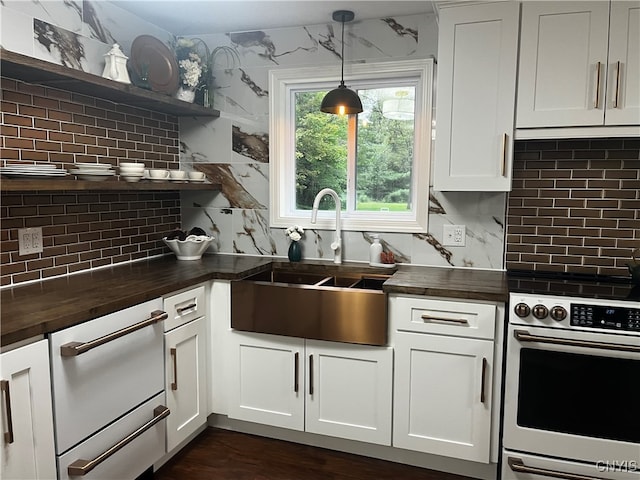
173, 37, 206, 89
285, 225, 304, 242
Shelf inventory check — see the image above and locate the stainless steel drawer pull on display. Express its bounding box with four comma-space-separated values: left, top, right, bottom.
170, 348, 178, 391
501, 132, 508, 177
594, 61, 602, 109
508, 457, 602, 480
614, 60, 621, 108
60, 310, 168, 357
480, 358, 487, 404
176, 303, 197, 314
308, 354, 314, 396
514, 329, 640, 353
67, 405, 170, 476
294, 352, 299, 393
1, 380, 14, 444
421, 314, 469, 325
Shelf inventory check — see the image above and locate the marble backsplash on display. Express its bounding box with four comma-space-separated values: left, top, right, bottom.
179, 15, 507, 270
0, 1, 507, 270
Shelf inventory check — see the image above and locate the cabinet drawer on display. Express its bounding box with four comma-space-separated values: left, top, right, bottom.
390, 296, 496, 339
49, 299, 165, 454
163, 285, 206, 331
56, 393, 167, 480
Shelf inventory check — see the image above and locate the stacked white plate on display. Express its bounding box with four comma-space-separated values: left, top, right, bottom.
70, 162, 116, 181
0, 163, 68, 179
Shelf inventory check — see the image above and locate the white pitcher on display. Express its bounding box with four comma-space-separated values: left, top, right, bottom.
102, 44, 131, 84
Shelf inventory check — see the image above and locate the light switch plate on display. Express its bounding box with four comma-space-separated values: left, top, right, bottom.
18, 227, 43, 255
443, 224, 466, 247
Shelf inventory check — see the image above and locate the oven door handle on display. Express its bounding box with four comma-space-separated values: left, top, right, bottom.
508, 457, 604, 480
67, 405, 170, 476
60, 310, 168, 357
513, 329, 640, 353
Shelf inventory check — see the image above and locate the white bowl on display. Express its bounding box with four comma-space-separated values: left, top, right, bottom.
163, 236, 214, 260
169, 170, 187, 179
75, 162, 113, 171
188, 171, 206, 180
120, 162, 145, 168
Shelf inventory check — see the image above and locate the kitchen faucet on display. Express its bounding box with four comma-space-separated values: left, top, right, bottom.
311, 188, 341, 264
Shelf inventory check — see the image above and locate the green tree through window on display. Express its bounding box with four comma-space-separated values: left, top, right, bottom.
294, 87, 415, 213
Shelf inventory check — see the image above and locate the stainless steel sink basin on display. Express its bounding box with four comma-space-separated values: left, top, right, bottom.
231, 269, 390, 345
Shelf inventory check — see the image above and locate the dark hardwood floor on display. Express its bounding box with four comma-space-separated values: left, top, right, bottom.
154, 428, 478, 480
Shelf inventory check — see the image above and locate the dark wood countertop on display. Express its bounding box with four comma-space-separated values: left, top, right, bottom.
383, 265, 508, 303
1, 256, 507, 346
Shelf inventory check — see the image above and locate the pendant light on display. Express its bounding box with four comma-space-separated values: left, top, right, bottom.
320, 10, 363, 115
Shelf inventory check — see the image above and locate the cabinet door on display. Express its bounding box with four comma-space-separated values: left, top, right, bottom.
305, 340, 392, 446
228, 332, 304, 430
393, 331, 493, 463
606, 1, 640, 125
1, 340, 56, 480
433, 2, 520, 191
517, 2, 610, 127
165, 317, 207, 452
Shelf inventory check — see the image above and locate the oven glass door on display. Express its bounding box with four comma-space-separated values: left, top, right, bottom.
517, 348, 639, 443
503, 324, 640, 463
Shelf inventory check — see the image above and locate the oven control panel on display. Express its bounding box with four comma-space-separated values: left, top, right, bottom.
571, 303, 640, 332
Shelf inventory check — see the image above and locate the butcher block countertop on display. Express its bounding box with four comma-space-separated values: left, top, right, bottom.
1, 255, 508, 346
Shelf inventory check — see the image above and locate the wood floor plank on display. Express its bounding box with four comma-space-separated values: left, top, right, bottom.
155, 428, 478, 480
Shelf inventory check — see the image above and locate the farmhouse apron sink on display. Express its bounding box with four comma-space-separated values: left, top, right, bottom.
231, 269, 389, 346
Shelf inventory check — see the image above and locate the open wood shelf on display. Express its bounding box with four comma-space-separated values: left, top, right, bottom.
0, 178, 222, 192
0, 49, 220, 118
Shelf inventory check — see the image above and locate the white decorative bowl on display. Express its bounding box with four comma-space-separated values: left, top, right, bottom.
163, 235, 214, 260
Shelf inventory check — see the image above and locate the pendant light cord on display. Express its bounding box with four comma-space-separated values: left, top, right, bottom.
340, 13, 345, 87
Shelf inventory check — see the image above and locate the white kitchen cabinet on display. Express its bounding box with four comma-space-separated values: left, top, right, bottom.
163, 286, 208, 453
1, 340, 56, 480
390, 295, 501, 464
433, 1, 520, 191
517, 1, 640, 129
228, 331, 393, 445
164, 317, 207, 452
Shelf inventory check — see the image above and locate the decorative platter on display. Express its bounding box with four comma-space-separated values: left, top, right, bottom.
129, 35, 179, 95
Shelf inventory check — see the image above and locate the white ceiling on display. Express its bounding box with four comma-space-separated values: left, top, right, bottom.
113, 0, 435, 36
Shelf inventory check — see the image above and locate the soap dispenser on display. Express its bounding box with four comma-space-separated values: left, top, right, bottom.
369, 234, 382, 266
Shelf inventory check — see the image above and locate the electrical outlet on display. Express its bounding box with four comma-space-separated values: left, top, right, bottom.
442, 224, 466, 247
18, 227, 43, 255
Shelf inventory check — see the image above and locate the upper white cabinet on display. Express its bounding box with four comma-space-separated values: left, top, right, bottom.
1, 340, 56, 480
517, 1, 640, 129
434, 2, 520, 192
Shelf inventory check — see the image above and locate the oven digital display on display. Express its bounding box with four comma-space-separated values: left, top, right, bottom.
571, 303, 640, 331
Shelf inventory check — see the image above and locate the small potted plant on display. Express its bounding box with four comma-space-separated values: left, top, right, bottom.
285, 225, 304, 262
172, 37, 208, 103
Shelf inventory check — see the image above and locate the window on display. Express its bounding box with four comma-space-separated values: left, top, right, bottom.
270, 59, 433, 232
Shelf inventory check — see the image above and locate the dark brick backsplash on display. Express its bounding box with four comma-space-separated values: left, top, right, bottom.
506, 138, 640, 277
1, 76, 182, 286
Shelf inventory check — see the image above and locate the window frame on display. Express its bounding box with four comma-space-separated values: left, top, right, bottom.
269, 59, 434, 233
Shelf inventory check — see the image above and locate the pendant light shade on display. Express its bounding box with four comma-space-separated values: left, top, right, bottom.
320, 10, 363, 115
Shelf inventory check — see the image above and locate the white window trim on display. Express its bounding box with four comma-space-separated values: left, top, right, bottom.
269, 59, 434, 233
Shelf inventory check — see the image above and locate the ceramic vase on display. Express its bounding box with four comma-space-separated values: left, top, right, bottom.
288, 241, 302, 262
175, 86, 196, 103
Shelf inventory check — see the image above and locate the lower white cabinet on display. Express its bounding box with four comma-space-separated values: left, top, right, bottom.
163, 287, 208, 453
393, 331, 494, 463
228, 331, 393, 445
164, 317, 207, 452
390, 294, 501, 464
1, 340, 56, 480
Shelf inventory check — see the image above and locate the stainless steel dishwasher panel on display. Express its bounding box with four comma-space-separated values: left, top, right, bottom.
50, 298, 165, 454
